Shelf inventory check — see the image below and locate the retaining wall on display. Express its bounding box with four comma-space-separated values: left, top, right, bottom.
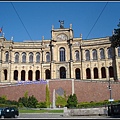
0, 80, 120, 103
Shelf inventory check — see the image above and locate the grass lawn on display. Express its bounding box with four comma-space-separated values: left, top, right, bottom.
19, 108, 64, 113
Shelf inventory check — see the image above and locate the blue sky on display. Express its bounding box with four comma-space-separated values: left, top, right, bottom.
0, 1, 120, 42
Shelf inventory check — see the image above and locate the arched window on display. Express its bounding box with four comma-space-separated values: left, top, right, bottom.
75, 50, 80, 61
101, 67, 106, 78
94, 67, 98, 79
45, 69, 51, 79
92, 49, 97, 60
5, 51, 9, 62
28, 70, 33, 81
85, 50, 90, 61
60, 47, 65, 61
108, 66, 114, 78
14, 70, 18, 80
36, 70, 40, 80
100, 48, 105, 59
21, 70, 25, 81
75, 68, 80, 79
29, 52, 33, 63
86, 68, 91, 79
108, 47, 113, 59
118, 47, 120, 57
60, 67, 66, 78
22, 52, 26, 63
4, 69, 7, 80
36, 52, 40, 63
46, 52, 50, 62
15, 52, 19, 63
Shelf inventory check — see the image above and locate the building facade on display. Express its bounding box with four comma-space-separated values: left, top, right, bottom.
0, 23, 120, 84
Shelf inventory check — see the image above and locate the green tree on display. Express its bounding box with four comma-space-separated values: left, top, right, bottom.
18, 91, 28, 107
56, 91, 67, 107
45, 84, 50, 108
111, 21, 120, 48
66, 93, 78, 108
56, 95, 67, 107
36, 102, 47, 108
27, 95, 38, 108
0, 96, 7, 104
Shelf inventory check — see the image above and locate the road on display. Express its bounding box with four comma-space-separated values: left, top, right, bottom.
16, 113, 120, 119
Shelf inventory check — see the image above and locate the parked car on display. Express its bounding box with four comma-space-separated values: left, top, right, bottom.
0, 107, 19, 118
0, 108, 4, 118
108, 103, 120, 116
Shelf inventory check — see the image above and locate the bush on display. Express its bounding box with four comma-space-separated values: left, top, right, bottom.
18, 97, 28, 107
56, 95, 67, 107
66, 94, 78, 108
18, 95, 38, 108
27, 95, 38, 108
36, 102, 47, 108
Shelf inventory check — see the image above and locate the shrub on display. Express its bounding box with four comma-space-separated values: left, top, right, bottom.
56, 95, 67, 107
36, 102, 47, 108
66, 93, 78, 108
27, 95, 38, 108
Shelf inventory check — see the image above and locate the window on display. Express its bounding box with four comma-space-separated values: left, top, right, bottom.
5, 51, 9, 62
28, 70, 33, 81
75, 68, 80, 79
109, 66, 114, 77
100, 48, 105, 59
36, 52, 40, 63
22, 52, 26, 63
15, 52, 19, 63
108, 47, 112, 59
29, 52, 33, 63
60, 47, 65, 61
14, 70, 18, 80
101, 67, 106, 78
4, 69, 7, 80
21, 70, 25, 81
45, 69, 51, 79
46, 52, 50, 62
85, 50, 90, 61
86, 68, 91, 79
92, 49, 97, 60
75, 50, 79, 61
94, 67, 98, 79
60, 67, 66, 78
36, 70, 40, 80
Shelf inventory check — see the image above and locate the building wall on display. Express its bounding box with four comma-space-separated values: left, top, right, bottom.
0, 24, 120, 84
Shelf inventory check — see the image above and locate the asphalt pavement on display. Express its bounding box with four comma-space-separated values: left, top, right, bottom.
16, 113, 120, 119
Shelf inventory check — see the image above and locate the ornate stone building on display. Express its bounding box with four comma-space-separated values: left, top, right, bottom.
0, 22, 120, 84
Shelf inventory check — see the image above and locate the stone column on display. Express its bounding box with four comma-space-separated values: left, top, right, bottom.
50, 44, 54, 62
33, 68, 35, 81
26, 71, 28, 81
18, 70, 21, 81
52, 89, 56, 108
69, 42, 73, 78
50, 44, 54, 79
80, 45, 83, 80
70, 61, 74, 78
9, 48, 12, 82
